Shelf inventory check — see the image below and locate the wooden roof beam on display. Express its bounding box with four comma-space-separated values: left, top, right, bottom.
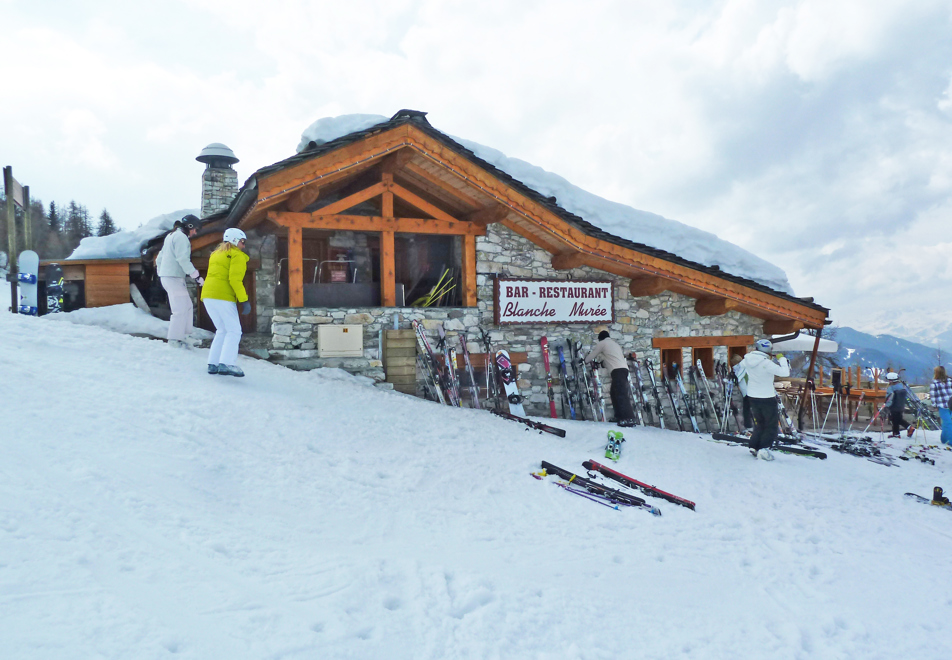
403, 162, 481, 208
286, 184, 322, 213
695, 297, 740, 317
628, 276, 669, 297
380, 148, 414, 176
389, 181, 460, 224
464, 204, 509, 227
763, 319, 805, 334
314, 181, 386, 216
551, 251, 589, 270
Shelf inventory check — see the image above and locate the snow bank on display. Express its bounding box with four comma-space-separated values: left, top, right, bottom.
67, 208, 200, 260
46, 302, 212, 341
297, 114, 794, 294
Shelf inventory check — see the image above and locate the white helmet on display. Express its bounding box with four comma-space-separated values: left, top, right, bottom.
755, 339, 772, 353
223, 228, 247, 246
885, 372, 899, 382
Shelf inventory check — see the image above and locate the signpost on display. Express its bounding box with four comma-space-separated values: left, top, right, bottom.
493, 278, 614, 325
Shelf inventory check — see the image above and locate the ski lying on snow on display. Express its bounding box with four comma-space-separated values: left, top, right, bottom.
582, 459, 696, 510
709, 433, 828, 459
491, 410, 567, 437
539, 461, 661, 515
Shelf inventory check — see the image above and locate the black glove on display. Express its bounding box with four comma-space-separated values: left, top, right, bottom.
240, 301, 251, 315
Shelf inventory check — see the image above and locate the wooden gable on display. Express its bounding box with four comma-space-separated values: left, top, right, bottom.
236, 123, 827, 328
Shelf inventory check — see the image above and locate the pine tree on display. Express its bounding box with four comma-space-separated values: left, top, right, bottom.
48, 201, 61, 233
97, 209, 118, 236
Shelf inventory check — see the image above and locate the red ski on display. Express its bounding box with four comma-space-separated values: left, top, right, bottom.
540, 337, 558, 418
582, 459, 696, 510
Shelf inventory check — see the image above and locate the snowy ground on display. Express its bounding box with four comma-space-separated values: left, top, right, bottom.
2, 308, 951, 659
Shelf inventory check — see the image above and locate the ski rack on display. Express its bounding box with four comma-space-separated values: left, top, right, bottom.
491, 409, 567, 437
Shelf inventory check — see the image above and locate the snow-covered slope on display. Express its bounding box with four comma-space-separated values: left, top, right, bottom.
67, 209, 200, 260
297, 115, 794, 295
2, 310, 951, 658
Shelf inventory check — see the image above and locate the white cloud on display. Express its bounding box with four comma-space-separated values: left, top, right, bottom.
3, 0, 952, 339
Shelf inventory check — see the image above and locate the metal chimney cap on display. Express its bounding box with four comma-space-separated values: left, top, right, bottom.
196, 143, 239, 165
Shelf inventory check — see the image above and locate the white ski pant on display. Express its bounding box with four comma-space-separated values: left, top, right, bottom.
203, 298, 242, 367
160, 276, 193, 341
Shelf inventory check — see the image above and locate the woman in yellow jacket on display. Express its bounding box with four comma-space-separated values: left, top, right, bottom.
200, 228, 250, 377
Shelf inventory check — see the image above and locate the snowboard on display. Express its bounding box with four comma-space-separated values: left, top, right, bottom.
130, 282, 151, 314
495, 349, 526, 416
17, 250, 39, 315
45, 263, 64, 314
904, 488, 952, 511
605, 429, 625, 461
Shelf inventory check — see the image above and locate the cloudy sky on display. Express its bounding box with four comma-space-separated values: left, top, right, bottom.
3, 0, 951, 339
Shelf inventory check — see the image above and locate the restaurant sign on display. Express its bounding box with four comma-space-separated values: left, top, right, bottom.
493, 278, 614, 325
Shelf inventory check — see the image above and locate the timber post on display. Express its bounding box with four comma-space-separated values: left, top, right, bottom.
797, 329, 823, 431
4, 166, 18, 313
22, 185, 31, 251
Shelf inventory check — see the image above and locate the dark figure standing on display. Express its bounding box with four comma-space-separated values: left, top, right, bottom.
884, 372, 909, 438
739, 339, 790, 460
586, 330, 636, 426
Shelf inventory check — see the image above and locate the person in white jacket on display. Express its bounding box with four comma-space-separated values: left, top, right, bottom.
739, 339, 790, 460
585, 330, 636, 426
155, 215, 203, 347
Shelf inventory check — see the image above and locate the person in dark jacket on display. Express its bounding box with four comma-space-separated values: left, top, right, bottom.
585, 330, 636, 426
884, 372, 909, 438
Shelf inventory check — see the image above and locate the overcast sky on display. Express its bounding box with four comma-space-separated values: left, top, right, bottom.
3, 0, 951, 338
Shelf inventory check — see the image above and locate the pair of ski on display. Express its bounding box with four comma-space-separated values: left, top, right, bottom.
491, 409, 566, 437
538, 460, 697, 512
538, 461, 661, 515
709, 432, 828, 459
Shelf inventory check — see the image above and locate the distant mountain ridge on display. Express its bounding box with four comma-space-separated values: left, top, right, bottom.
830, 327, 950, 384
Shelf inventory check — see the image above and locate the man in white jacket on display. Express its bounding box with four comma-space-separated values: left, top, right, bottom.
156, 215, 203, 347
739, 339, 789, 460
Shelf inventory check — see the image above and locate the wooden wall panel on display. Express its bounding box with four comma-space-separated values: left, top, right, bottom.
84, 263, 130, 307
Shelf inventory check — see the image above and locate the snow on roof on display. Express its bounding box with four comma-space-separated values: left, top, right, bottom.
67, 209, 200, 261
297, 114, 794, 295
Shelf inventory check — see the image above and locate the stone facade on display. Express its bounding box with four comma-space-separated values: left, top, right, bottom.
251, 222, 767, 417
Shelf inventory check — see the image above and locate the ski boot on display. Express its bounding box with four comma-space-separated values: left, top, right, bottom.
606, 430, 625, 461
217, 364, 245, 377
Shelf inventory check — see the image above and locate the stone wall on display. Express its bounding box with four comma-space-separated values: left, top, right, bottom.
260, 223, 767, 417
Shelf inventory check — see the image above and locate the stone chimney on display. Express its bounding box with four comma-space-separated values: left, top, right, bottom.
196, 143, 239, 218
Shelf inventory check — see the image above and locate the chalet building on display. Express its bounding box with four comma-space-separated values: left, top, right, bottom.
149, 109, 830, 417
